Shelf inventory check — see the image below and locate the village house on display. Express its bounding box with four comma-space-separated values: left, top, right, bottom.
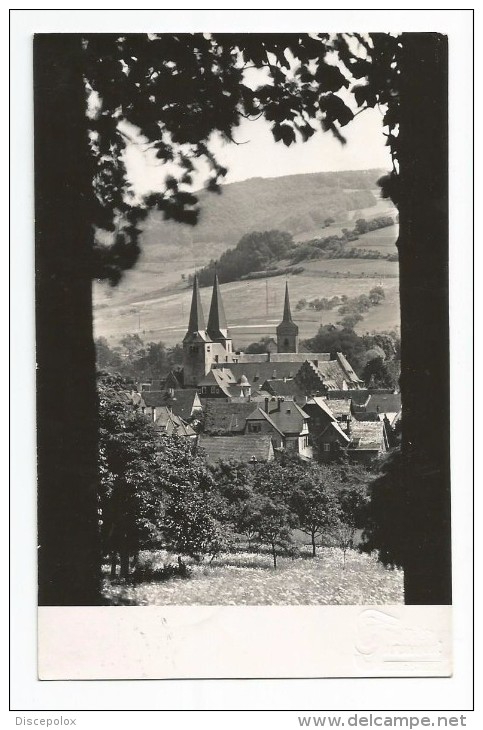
151, 406, 197, 440
346, 419, 390, 463
355, 392, 402, 427
203, 400, 260, 435
303, 396, 351, 461
245, 397, 312, 460
139, 388, 202, 423
202, 396, 312, 460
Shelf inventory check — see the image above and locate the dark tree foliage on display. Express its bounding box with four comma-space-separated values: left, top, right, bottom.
303, 324, 368, 374
196, 230, 295, 287
363, 356, 400, 390
362, 331, 399, 360
95, 335, 183, 380
98, 373, 165, 579
361, 449, 407, 568
36, 31, 450, 605
290, 463, 340, 557
243, 336, 278, 354
159, 439, 231, 563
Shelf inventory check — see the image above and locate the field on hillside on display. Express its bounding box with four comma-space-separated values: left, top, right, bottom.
102, 547, 404, 606
94, 254, 400, 349
93, 182, 399, 348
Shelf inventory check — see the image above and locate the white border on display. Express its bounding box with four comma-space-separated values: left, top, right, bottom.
10, 6, 474, 716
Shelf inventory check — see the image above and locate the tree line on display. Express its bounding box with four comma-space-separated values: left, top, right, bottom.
192, 216, 395, 288
290, 216, 396, 265
95, 334, 183, 381
296, 285, 386, 329
195, 230, 296, 287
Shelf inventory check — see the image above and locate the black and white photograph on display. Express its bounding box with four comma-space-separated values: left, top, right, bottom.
10, 7, 474, 707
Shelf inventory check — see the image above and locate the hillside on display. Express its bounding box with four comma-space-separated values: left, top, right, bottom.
139, 168, 387, 251
93, 169, 399, 347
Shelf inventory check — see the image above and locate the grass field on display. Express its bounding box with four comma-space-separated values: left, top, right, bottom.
94, 261, 400, 348
93, 196, 400, 348
102, 548, 404, 606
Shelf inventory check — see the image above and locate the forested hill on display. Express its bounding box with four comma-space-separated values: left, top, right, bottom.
140, 169, 387, 248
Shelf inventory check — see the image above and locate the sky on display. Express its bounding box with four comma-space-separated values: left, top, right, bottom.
124, 104, 392, 196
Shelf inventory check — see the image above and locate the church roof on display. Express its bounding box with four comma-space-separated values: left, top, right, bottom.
207, 271, 229, 341
184, 274, 210, 342
276, 281, 298, 335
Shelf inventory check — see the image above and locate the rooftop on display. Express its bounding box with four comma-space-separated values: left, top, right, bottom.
348, 420, 387, 451
203, 400, 259, 434
198, 434, 274, 464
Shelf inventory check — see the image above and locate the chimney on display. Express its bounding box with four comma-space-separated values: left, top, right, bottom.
265, 397, 270, 413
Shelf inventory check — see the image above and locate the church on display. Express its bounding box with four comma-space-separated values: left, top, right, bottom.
182, 273, 364, 398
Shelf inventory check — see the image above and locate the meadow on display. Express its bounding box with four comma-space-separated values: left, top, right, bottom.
102, 547, 404, 606
93, 192, 400, 347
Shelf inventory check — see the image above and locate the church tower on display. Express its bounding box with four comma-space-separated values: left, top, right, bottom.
206, 271, 233, 360
276, 281, 299, 353
182, 274, 212, 386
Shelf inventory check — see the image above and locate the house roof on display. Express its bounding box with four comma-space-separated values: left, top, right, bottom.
323, 398, 351, 418
353, 412, 381, 422
262, 378, 308, 403
315, 358, 361, 390
335, 352, 364, 384
326, 389, 370, 405
207, 355, 362, 392
198, 434, 274, 464
348, 420, 386, 451
197, 368, 237, 397
365, 393, 402, 415
247, 400, 309, 435
153, 407, 196, 438
216, 361, 302, 384
203, 400, 259, 434
234, 352, 332, 364
245, 407, 285, 436
141, 389, 201, 420
320, 420, 351, 443
305, 396, 337, 420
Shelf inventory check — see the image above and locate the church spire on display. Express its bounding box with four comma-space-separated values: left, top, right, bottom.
282, 280, 293, 322
184, 273, 206, 340
276, 280, 299, 353
207, 270, 229, 341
